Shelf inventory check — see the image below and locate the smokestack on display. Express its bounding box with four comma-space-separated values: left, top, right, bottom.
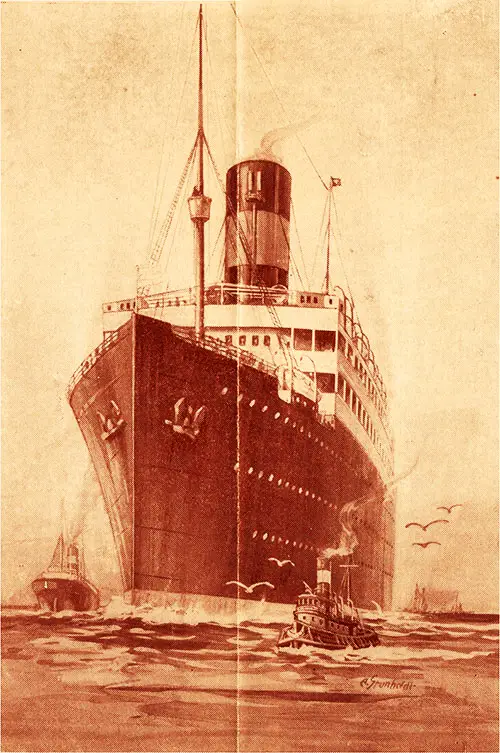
224, 159, 291, 288
316, 556, 331, 598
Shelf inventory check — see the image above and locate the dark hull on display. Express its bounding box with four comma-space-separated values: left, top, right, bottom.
69, 314, 395, 609
32, 577, 99, 612
277, 622, 380, 651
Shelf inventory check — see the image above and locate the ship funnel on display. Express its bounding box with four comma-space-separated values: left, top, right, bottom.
66, 543, 80, 578
316, 556, 331, 598
224, 159, 291, 288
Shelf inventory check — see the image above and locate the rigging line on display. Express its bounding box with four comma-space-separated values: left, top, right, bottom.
331, 188, 355, 309
277, 212, 304, 289
147, 3, 187, 251
230, 2, 328, 191
150, 136, 198, 264
207, 216, 226, 281
202, 10, 233, 169
138, 141, 197, 294
162, 152, 197, 287
310, 190, 329, 285
148, 9, 199, 258
290, 198, 310, 289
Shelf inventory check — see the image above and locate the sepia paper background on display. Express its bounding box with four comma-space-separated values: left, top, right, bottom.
1, 0, 498, 751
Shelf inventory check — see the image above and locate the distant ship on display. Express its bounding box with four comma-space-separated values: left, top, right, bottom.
406, 584, 464, 616
66, 5, 395, 612
31, 534, 99, 612
277, 556, 380, 650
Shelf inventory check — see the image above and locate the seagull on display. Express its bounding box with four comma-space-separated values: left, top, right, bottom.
225, 581, 275, 594
405, 520, 449, 532
437, 504, 463, 514
268, 558, 295, 568
412, 541, 441, 548
302, 581, 313, 593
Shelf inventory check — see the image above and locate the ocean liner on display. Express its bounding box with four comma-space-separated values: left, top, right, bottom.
66, 5, 395, 612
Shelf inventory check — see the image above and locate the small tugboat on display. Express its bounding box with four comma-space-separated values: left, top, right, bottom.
277, 556, 379, 650
32, 533, 99, 612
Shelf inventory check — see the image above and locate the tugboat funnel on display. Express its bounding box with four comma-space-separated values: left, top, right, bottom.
316, 556, 331, 598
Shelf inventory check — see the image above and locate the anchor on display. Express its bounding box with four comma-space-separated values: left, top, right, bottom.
97, 400, 126, 441
165, 397, 208, 441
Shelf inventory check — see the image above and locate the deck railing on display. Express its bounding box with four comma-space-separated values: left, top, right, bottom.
66, 326, 129, 400
66, 319, 319, 406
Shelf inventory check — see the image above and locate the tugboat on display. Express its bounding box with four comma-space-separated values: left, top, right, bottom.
277, 555, 379, 650
31, 533, 99, 612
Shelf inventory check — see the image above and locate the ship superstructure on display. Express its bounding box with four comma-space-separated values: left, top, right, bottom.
66, 5, 395, 612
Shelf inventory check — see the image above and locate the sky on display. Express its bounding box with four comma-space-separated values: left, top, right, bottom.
2, 0, 498, 611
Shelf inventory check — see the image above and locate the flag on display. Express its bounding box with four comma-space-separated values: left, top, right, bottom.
330, 177, 342, 187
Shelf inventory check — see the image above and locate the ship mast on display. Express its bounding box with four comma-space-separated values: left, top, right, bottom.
188, 3, 211, 339
324, 177, 341, 295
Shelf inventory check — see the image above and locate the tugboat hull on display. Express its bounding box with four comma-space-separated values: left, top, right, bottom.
32, 575, 99, 612
277, 621, 379, 651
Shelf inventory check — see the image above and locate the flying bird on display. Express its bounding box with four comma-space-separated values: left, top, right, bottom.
268, 557, 295, 567
302, 581, 313, 593
412, 541, 441, 549
405, 520, 449, 532
225, 581, 275, 594
437, 504, 463, 514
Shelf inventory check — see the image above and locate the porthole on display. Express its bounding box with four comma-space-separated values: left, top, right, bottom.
318, 496, 322, 502
249, 399, 256, 407
278, 537, 282, 543
293, 422, 297, 429
233, 462, 240, 471
248, 467, 254, 474
285, 539, 290, 545
298, 542, 303, 549
252, 530, 258, 539
320, 441, 324, 447
300, 426, 304, 433
238, 394, 244, 403
291, 485, 296, 491
258, 470, 264, 479
298, 487, 303, 494
305, 490, 309, 497
263, 532, 268, 540
274, 412, 281, 419
284, 417, 290, 424
221, 387, 229, 396
312, 493, 316, 499
268, 474, 274, 482
262, 405, 268, 413
271, 535, 275, 542
307, 431, 311, 438
285, 481, 290, 488
277, 479, 282, 486
292, 541, 297, 547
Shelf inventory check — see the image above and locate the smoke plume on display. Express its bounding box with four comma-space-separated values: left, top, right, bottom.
323, 457, 420, 559
251, 114, 319, 163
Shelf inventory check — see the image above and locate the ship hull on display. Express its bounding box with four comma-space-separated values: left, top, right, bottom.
69, 314, 394, 610
277, 623, 380, 651
32, 576, 99, 612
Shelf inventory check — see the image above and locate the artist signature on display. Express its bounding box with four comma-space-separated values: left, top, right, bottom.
360, 676, 417, 692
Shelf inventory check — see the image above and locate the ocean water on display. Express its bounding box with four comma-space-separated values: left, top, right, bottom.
1, 602, 498, 753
